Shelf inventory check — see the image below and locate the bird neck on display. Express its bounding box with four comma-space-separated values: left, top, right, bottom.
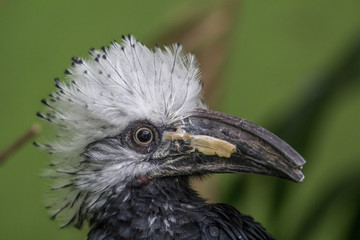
89, 176, 206, 238
123, 176, 206, 209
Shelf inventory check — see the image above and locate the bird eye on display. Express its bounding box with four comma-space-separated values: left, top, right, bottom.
135, 127, 153, 145
123, 121, 161, 154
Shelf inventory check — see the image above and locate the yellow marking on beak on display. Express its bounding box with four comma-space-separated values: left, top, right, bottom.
163, 132, 236, 158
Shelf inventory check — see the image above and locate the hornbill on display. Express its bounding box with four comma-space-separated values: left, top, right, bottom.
37, 35, 305, 240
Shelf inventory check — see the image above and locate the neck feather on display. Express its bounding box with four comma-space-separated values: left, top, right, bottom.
88, 177, 205, 239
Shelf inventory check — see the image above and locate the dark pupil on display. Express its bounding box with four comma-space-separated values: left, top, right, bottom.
137, 129, 152, 143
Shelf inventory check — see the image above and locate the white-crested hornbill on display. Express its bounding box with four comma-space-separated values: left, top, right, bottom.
36, 35, 305, 240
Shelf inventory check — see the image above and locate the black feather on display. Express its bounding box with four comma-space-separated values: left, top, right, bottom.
88, 177, 274, 240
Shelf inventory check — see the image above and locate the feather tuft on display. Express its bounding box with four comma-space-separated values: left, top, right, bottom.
39, 35, 206, 228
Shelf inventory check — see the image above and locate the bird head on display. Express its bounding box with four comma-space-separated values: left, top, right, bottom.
37, 35, 305, 228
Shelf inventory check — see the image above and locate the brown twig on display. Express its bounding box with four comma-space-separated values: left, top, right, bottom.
152, 0, 241, 201
0, 124, 41, 164
154, 0, 241, 108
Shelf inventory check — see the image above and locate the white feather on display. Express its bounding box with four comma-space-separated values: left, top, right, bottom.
41, 35, 206, 227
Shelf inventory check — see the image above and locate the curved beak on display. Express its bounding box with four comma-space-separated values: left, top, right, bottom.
152, 109, 305, 183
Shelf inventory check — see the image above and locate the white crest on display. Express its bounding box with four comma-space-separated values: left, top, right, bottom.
39, 35, 206, 227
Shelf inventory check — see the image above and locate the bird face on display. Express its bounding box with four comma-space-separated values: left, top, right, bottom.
38, 35, 305, 228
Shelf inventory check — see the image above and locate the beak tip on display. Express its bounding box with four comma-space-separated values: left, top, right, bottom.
297, 173, 305, 183
293, 157, 306, 183
290, 168, 305, 183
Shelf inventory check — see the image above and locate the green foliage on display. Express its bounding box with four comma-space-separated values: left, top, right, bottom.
0, 0, 359, 239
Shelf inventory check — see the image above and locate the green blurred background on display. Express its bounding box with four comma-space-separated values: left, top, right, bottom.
1, 0, 360, 239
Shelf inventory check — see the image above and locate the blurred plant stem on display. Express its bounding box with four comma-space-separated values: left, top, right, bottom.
154, 0, 240, 108
0, 124, 41, 164
151, 0, 241, 201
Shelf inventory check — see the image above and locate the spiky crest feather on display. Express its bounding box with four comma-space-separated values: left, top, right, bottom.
38, 35, 206, 227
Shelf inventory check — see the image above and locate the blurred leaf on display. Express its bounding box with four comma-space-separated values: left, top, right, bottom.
274, 31, 360, 153
268, 31, 360, 219
291, 169, 360, 240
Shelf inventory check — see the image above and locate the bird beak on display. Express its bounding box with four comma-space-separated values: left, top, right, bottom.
152, 109, 305, 182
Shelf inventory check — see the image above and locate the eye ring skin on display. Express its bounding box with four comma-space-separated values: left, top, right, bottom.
123, 121, 162, 154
